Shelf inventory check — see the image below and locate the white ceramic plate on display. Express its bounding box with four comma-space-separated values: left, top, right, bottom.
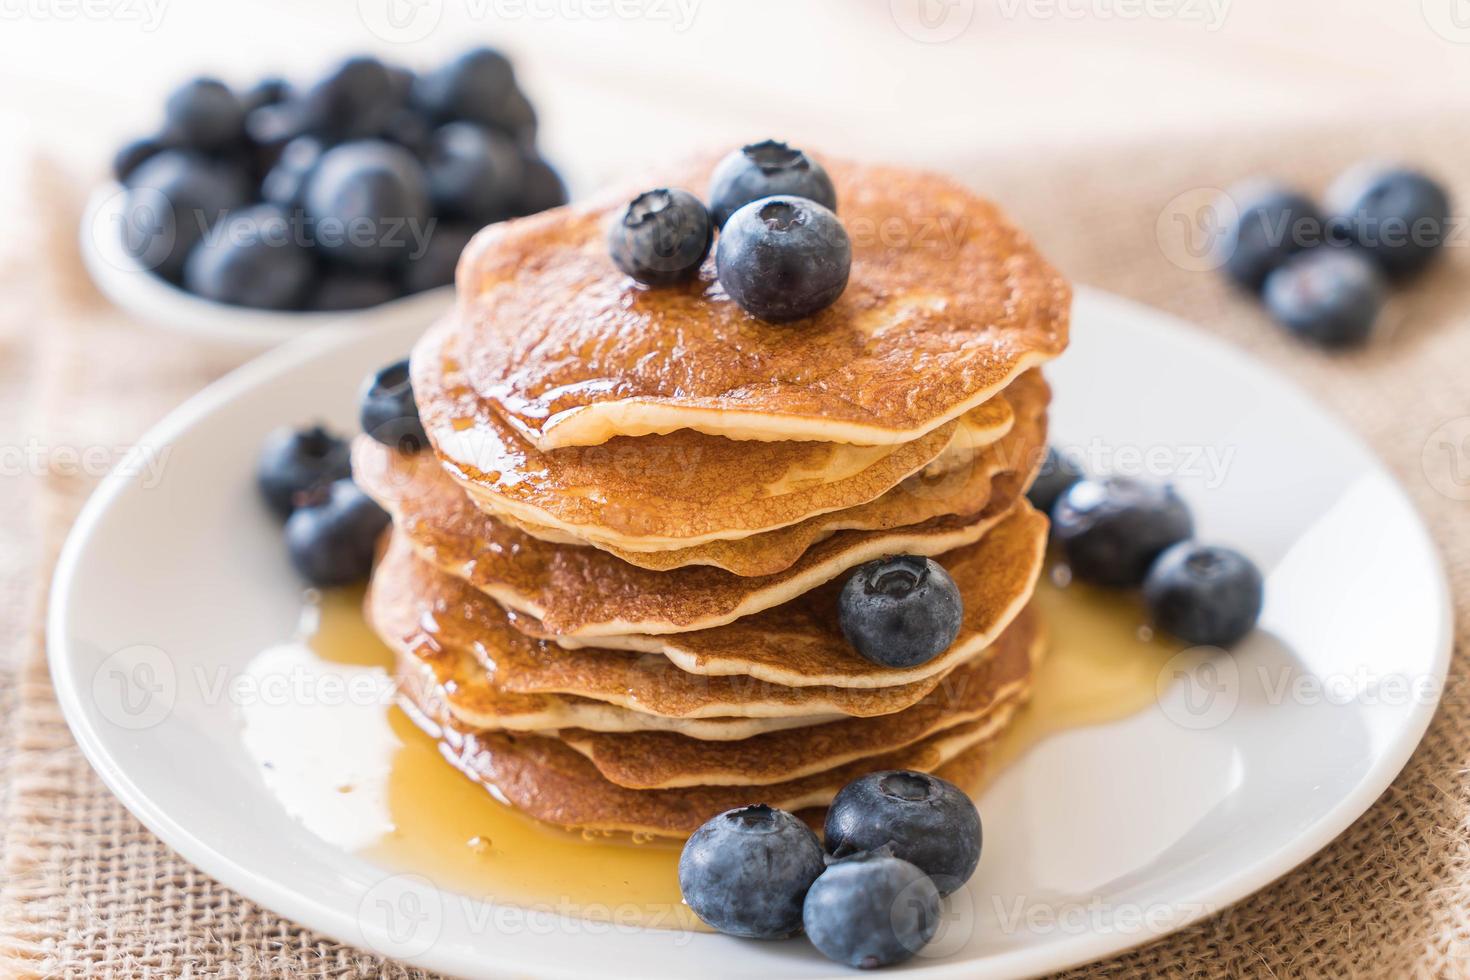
48, 289, 1452, 979
80, 183, 453, 352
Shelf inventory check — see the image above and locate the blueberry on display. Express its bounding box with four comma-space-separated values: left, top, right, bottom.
607, 189, 712, 286
284, 479, 390, 586
1326, 166, 1451, 278
824, 770, 981, 895
838, 556, 963, 668
1263, 248, 1385, 348
113, 135, 172, 184
123, 150, 249, 282
240, 76, 292, 114
309, 273, 402, 311
164, 77, 245, 152
511, 155, 567, 216
413, 48, 516, 124
245, 101, 313, 151
303, 140, 430, 269
298, 56, 396, 140
677, 804, 825, 939
707, 141, 837, 227
1053, 477, 1194, 587
361, 358, 428, 453
803, 852, 940, 969
716, 196, 851, 322
1217, 183, 1322, 291
261, 136, 324, 210
381, 110, 433, 158
183, 204, 314, 310
256, 425, 351, 519
403, 223, 476, 294
1027, 446, 1085, 517
425, 122, 524, 222
1144, 542, 1264, 647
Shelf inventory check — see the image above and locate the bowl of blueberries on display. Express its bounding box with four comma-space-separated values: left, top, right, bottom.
82, 48, 566, 350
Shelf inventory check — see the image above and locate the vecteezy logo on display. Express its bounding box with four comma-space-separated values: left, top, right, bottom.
358, 0, 443, 44
1422, 0, 1470, 43
1155, 186, 1236, 273
1156, 646, 1239, 731
890, 0, 975, 43
357, 873, 444, 959
91, 644, 177, 730
1422, 416, 1470, 501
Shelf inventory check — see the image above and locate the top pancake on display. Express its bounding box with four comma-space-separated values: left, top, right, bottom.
446, 155, 1070, 449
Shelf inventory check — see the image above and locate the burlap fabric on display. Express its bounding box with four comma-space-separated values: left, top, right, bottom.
1, 112, 1466, 976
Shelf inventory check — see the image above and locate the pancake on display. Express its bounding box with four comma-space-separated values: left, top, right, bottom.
413, 320, 1019, 551
398, 653, 1017, 836
448, 155, 1070, 450
353, 439, 1040, 638
560, 610, 1040, 788
370, 532, 995, 719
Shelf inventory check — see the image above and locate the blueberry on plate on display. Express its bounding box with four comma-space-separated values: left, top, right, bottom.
1263, 248, 1385, 348
413, 47, 517, 124
256, 425, 351, 519
112, 135, 171, 184
402, 223, 476, 294
607, 189, 712, 286
1027, 446, 1085, 517
425, 122, 524, 222
123, 150, 250, 282
183, 204, 314, 310
361, 358, 428, 453
298, 55, 396, 140
824, 769, 981, 895
163, 77, 246, 153
511, 155, 568, 217
716, 196, 851, 322
284, 479, 390, 587
1144, 541, 1264, 647
1052, 477, 1194, 587
678, 804, 825, 939
707, 140, 837, 227
261, 136, 324, 210
803, 852, 940, 969
1326, 165, 1451, 278
839, 556, 963, 669
309, 273, 402, 312
303, 140, 431, 269
1217, 182, 1322, 291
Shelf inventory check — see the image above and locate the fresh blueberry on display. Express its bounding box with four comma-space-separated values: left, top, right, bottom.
113, 134, 171, 184
1326, 165, 1451, 278
164, 77, 246, 152
1217, 183, 1322, 291
403, 223, 476, 294
707, 140, 837, 227
511, 155, 567, 216
381, 109, 433, 158
240, 76, 292, 114
298, 56, 396, 140
413, 47, 516, 124
244, 101, 313, 152
838, 556, 963, 668
1053, 477, 1194, 587
1144, 541, 1264, 647
123, 150, 249, 282
425, 122, 524, 223
183, 204, 314, 310
256, 425, 352, 519
490, 86, 538, 144
677, 804, 825, 939
284, 479, 390, 586
309, 273, 402, 311
261, 136, 324, 210
303, 140, 430, 269
824, 770, 981, 895
607, 189, 712, 286
716, 196, 851, 322
1027, 446, 1085, 517
361, 358, 428, 453
1263, 248, 1385, 348
803, 852, 940, 969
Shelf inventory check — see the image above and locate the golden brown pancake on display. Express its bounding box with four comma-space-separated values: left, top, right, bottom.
369, 530, 1028, 716
560, 610, 1040, 788
353, 437, 1039, 637
413, 322, 1021, 551
447, 156, 1070, 450
397, 653, 1017, 836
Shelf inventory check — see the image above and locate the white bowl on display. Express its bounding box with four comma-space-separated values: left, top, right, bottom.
80, 182, 454, 352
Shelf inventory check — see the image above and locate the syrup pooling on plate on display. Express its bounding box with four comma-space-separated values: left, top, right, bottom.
239, 580, 1177, 929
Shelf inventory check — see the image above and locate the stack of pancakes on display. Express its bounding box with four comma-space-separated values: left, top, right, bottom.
354, 157, 1071, 836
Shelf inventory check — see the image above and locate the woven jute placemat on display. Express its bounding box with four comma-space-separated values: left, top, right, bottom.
2, 112, 1467, 976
